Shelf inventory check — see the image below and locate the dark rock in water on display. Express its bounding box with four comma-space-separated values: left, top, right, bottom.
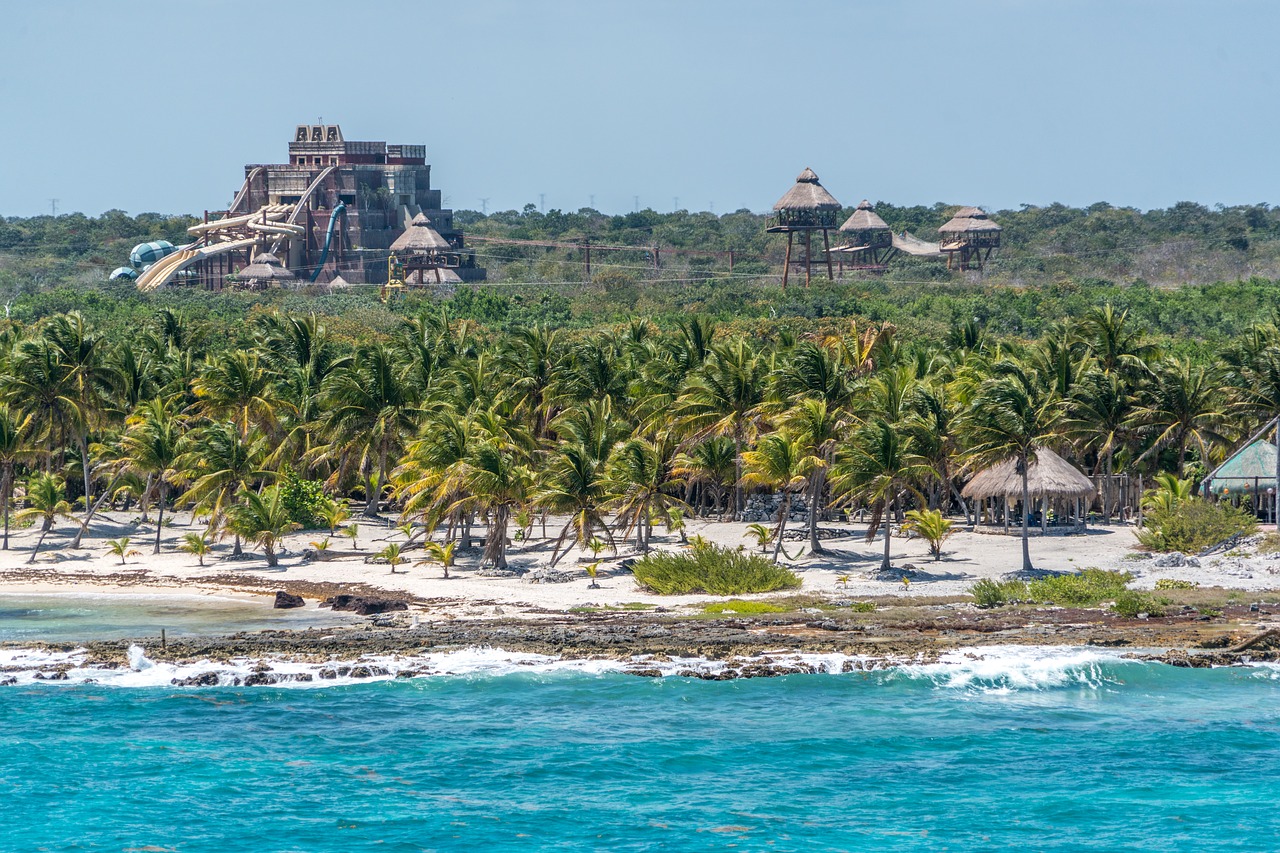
321, 595, 409, 616
628, 668, 664, 678
0, 676, 18, 686
347, 665, 390, 679
274, 591, 305, 609
243, 672, 280, 686
172, 672, 222, 687
34, 671, 68, 681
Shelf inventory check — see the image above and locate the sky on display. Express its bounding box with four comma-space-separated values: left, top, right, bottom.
1, 0, 1276, 218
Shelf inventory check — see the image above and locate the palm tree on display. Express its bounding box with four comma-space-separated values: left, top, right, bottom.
536, 442, 614, 567
0, 405, 32, 550
672, 436, 737, 518
965, 362, 1065, 573
379, 543, 406, 574
16, 473, 75, 563
106, 537, 141, 565
445, 440, 533, 569
1132, 357, 1229, 478
317, 344, 418, 517
181, 531, 213, 567
118, 399, 184, 554
740, 432, 813, 562
318, 499, 351, 537
174, 421, 270, 556
226, 485, 299, 568
417, 540, 457, 579
673, 338, 767, 519
831, 419, 929, 573
603, 437, 686, 552
783, 398, 848, 554
191, 349, 280, 439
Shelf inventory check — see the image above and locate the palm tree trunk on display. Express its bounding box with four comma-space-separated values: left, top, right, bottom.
1, 466, 10, 551
154, 483, 166, 554
28, 526, 49, 564
882, 493, 893, 572
484, 505, 510, 568
1021, 459, 1033, 573
733, 427, 744, 521
807, 470, 825, 555
364, 443, 387, 518
772, 494, 790, 563
265, 543, 278, 568
77, 433, 93, 530
140, 474, 153, 524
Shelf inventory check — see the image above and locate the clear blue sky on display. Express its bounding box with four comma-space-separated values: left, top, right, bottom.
2, 0, 1276, 217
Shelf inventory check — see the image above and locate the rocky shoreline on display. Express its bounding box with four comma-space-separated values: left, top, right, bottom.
6, 599, 1280, 682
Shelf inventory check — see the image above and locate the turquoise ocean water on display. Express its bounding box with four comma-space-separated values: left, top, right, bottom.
3, 648, 1280, 851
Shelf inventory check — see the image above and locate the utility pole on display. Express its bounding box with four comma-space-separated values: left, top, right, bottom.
49, 199, 59, 216
539, 193, 545, 213
673, 197, 679, 211
480, 198, 489, 215
589, 194, 595, 209
633, 195, 639, 213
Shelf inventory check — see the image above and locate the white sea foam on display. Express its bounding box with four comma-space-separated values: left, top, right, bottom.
0, 643, 1245, 691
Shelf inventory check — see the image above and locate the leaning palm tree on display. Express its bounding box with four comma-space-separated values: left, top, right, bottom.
830, 419, 930, 573
964, 362, 1065, 574
174, 421, 270, 557
0, 405, 32, 550
180, 531, 213, 567
16, 472, 75, 563
225, 485, 300, 568
536, 442, 615, 567
445, 440, 533, 570
118, 399, 184, 554
783, 398, 848, 554
740, 432, 813, 562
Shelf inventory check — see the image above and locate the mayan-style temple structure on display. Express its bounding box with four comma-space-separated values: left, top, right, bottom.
131, 124, 484, 291
767, 168, 841, 288
938, 206, 1001, 271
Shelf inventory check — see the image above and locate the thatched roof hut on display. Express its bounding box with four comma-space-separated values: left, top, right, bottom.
839, 199, 891, 233
238, 252, 295, 285
961, 447, 1094, 501
772, 168, 842, 214
391, 213, 452, 252
938, 206, 1002, 235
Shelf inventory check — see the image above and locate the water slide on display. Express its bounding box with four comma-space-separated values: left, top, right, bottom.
227, 166, 265, 216
310, 201, 346, 282
134, 237, 260, 292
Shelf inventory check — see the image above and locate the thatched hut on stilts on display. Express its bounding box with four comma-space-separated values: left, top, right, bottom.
962, 447, 1095, 535
767, 168, 841, 288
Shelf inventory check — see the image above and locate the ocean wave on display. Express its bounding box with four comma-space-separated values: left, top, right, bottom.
0, 644, 1252, 692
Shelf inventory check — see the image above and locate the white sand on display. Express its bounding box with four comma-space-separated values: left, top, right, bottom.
1, 510, 1276, 619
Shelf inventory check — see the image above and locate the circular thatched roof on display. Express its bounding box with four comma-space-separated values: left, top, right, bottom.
839, 199, 891, 233
961, 447, 1095, 501
772, 167, 841, 212
391, 213, 452, 252
939, 206, 1002, 234
238, 252, 295, 281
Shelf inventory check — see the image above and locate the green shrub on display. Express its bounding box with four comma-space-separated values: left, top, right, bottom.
1137, 498, 1257, 553
1028, 569, 1132, 607
969, 578, 1029, 608
631, 545, 801, 595
1154, 578, 1199, 590
702, 599, 789, 615
851, 601, 877, 613
278, 468, 329, 528
1112, 590, 1168, 618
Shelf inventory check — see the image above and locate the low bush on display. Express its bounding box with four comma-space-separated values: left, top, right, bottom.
1136, 498, 1257, 554
851, 601, 877, 613
278, 468, 330, 528
702, 599, 789, 615
1154, 578, 1199, 591
1112, 590, 1168, 618
1028, 569, 1133, 607
631, 545, 801, 595
969, 578, 1029, 608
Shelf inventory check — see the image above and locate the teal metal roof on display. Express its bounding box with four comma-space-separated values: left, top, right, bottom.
1206, 438, 1277, 495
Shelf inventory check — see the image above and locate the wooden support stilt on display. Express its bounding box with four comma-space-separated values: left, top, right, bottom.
804, 230, 812, 288
782, 232, 793, 289
823, 228, 833, 281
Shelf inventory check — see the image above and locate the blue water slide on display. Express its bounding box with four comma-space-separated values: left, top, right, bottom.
310, 201, 346, 282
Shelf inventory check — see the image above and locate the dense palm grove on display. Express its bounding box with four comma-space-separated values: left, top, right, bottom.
2, 302, 1278, 572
